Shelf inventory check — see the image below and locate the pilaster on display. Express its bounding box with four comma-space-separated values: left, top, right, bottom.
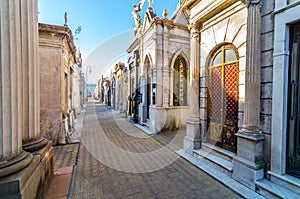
184, 22, 201, 154
139, 75, 147, 123
163, 25, 170, 108
156, 67, 164, 107
163, 69, 172, 107
233, 0, 265, 190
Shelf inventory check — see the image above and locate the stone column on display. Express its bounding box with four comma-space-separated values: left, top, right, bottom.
133, 51, 140, 122
156, 61, 163, 107
163, 24, 170, 107
128, 64, 132, 116
0, 0, 33, 179
184, 22, 201, 154
232, 0, 265, 190
20, 0, 48, 153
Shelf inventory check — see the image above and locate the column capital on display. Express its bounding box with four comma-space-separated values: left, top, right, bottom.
188, 22, 202, 38
247, 0, 261, 6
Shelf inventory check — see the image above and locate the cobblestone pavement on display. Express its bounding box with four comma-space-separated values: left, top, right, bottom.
71, 101, 242, 199
53, 143, 79, 170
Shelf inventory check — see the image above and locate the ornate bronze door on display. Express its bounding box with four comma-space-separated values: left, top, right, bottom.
208, 47, 239, 153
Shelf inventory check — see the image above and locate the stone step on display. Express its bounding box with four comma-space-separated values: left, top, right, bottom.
268, 171, 300, 195
256, 178, 300, 199
193, 148, 233, 177
201, 142, 236, 162
142, 121, 150, 127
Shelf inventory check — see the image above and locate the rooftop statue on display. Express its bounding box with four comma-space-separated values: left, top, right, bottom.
132, 0, 146, 29
147, 0, 154, 8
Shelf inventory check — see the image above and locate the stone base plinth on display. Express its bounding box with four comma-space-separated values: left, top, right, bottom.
23, 136, 49, 154
0, 142, 53, 198
233, 156, 264, 190
232, 130, 265, 190
184, 118, 201, 154
60, 118, 68, 144
139, 103, 147, 124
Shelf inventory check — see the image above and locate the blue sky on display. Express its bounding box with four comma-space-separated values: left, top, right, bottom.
38, 0, 180, 83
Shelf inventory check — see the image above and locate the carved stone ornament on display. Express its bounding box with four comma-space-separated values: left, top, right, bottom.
247, 0, 261, 6
189, 23, 201, 38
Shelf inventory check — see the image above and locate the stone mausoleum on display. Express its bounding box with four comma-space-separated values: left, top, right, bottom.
179, 0, 300, 197
127, 2, 190, 133
39, 23, 81, 145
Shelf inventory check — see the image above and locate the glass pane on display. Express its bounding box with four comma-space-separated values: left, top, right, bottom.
225, 50, 237, 63
213, 52, 222, 66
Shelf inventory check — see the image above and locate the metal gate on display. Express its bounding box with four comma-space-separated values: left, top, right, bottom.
208, 47, 239, 153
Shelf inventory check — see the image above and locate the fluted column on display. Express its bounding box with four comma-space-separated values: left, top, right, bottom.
189, 23, 200, 119
184, 22, 201, 154
240, 0, 262, 134
20, 0, 48, 152
233, 0, 264, 190
163, 24, 170, 107
0, 0, 32, 178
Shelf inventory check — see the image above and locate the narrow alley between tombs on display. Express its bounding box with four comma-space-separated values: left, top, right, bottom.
70, 101, 242, 199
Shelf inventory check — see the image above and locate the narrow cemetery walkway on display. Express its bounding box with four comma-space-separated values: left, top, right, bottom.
71, 101, 243, 199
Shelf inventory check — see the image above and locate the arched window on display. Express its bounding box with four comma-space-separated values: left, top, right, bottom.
173, 55, 188, 106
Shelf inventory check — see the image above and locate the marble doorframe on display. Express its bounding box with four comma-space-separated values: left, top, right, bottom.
271, 1, 300, 177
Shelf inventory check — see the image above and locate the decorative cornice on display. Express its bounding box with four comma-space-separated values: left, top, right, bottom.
39, 23, 78, 64
181, 0, 202, 9
273, 1, 300, 15
127, 36, 141, 53
188, 22, 201, 38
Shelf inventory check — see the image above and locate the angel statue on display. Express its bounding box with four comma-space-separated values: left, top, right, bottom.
132, 0, 146, 29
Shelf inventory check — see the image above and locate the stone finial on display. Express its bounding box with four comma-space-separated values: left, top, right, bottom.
163, 8, 168, 18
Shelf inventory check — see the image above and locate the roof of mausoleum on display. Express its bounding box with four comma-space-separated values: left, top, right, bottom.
39, 23, 77, 64
127, 4, 189, 53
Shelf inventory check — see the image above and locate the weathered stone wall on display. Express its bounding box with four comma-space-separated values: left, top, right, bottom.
39, 24, 78, 145
39, 44, 63, 143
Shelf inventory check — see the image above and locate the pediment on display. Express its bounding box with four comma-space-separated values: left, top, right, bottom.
142, 13, 151, 30
142, 7, 157, 31
170, 6, 189, 26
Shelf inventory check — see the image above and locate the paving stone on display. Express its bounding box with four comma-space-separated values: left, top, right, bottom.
71, 101, 243, 199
